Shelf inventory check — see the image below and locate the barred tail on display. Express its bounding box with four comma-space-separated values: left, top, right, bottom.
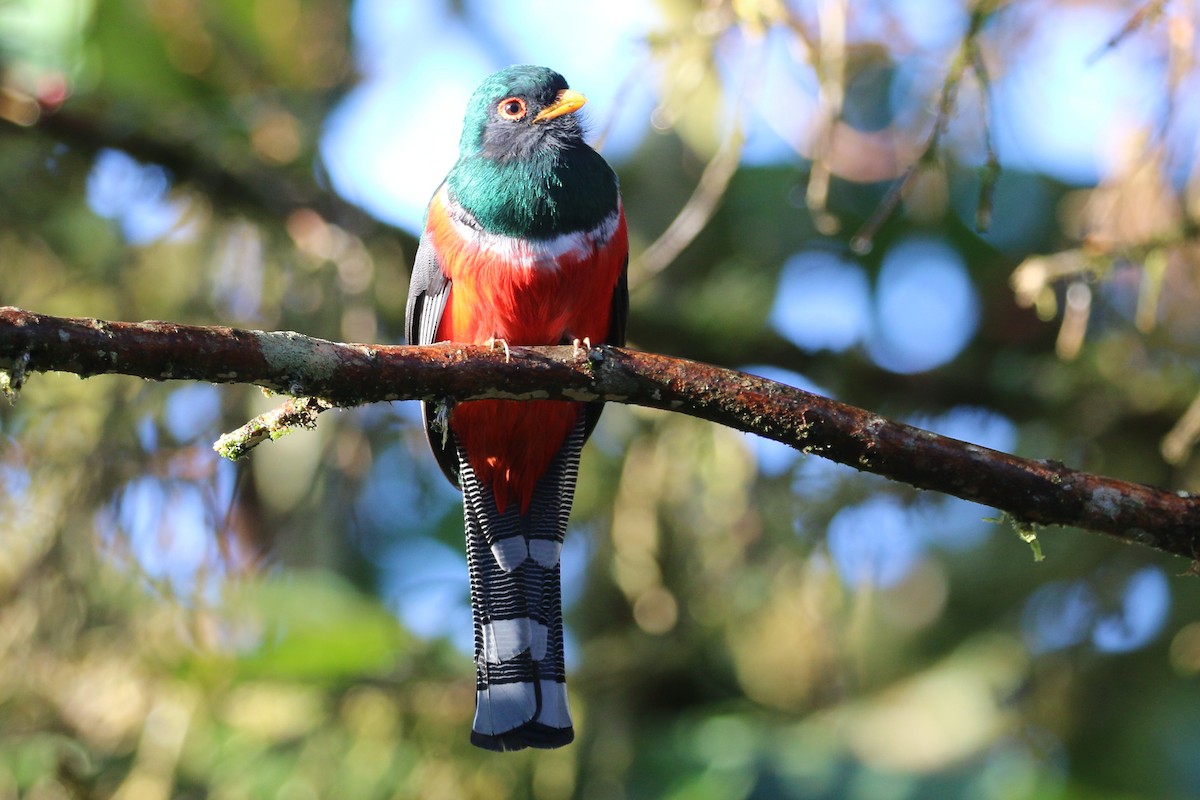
459, 421, 584, 751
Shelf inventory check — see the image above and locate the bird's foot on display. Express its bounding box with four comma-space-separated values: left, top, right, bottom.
571, 337, 592, 359
432, 400, 453, 446
485, 337, 511, 363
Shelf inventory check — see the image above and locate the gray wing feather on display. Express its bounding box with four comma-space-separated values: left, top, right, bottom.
405, 230, 450, 347
404, 221, 460, 485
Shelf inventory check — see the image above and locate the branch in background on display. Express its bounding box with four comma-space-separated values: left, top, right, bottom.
629, 35, 763, 285
1088, 0, 1169, 64
2, 306, 1198, 561
630, 121, 744, 284
1162, 390, 1200, 467
628, 83, 748, 283
802, 0, 847, 229
850, 1, 1000, 253
1, 103, 381, 235
970, 44, 1000, 232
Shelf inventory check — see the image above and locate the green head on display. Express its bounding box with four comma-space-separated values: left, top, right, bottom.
447, 65, 619, 239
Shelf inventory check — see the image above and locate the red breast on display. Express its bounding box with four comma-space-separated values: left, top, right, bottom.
425, 187, 628, 512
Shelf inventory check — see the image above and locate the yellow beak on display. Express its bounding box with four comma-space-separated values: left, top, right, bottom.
533, 89, 587, 123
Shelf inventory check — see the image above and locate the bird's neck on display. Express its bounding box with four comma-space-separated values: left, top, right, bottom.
447, 144, 618, 239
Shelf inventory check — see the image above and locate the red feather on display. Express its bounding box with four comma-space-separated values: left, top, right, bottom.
425, 189, 628, 513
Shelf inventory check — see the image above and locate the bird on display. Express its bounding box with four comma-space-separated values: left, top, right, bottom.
404, 65, 628, 751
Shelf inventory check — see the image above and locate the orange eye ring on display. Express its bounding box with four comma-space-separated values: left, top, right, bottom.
497, 97, 527, 121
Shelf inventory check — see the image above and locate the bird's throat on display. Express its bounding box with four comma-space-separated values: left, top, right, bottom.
447, 144, 618, 240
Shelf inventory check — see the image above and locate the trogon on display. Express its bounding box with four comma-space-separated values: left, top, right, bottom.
404, 65, 628, 751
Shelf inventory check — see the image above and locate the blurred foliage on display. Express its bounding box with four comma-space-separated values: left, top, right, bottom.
3, 0, 1200, 798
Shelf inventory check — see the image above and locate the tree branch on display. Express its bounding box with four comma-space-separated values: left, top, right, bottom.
3, 105, 382, 235
2, 306, 1197, 561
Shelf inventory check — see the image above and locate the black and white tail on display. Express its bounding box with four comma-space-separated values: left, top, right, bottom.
458, 421, 585, 751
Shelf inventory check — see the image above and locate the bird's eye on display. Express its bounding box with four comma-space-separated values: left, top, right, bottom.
497, 97, 527, 121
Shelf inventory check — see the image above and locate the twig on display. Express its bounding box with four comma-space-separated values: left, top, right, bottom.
1088, 0, 1169, 64
3, 104, 381, 234
629, 39, 763, 284
850, 1, 999, 253
804, 0, 848, 224
848, 66, 959, 253
2, 306, 1198, 561
214, 396, 334, 460
629, 123, 745, 283
970, 44, 1000, 233
1162, 388, 1200, 466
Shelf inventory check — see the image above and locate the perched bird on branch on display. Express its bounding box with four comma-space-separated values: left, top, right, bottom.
405, 65, 628, 751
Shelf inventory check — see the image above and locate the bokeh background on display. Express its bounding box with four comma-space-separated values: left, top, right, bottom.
3, 0, 1200, 797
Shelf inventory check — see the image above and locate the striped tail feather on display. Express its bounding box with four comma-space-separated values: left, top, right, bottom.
459, 419, 585, 751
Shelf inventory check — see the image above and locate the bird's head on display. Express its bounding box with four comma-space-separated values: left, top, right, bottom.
447, 65, 616, 237
458, 65, 588, 162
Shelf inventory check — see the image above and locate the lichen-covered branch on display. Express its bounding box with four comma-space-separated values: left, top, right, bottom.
214, 396, 334, 460
2, 306, 1197, 560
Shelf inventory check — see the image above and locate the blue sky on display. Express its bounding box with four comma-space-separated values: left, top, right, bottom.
314, 0, 1167, 232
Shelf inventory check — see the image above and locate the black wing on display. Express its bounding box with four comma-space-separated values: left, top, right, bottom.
607, 254, 629, 348
581, 252, 629, 442
405, 221, 460, 487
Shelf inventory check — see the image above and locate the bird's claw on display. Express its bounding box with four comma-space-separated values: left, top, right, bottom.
485, 337, 511, 363
571, 337, 592, 359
